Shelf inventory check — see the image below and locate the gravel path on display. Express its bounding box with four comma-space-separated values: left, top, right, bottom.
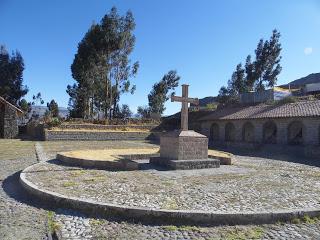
0, 139, 47, 240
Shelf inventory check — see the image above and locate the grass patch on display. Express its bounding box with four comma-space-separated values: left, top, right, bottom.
291, 217, 301, 224
62, 181, 77, 187
82, 176, 105, 183
291, 215, 319, 224
222, 227, 264, 240
0, 139, 35, 160
90, 219, 104, 226
47, 211, 61, 235
70, 170, 86, 177
163, 225, 204, 232
161, 198, 179, 210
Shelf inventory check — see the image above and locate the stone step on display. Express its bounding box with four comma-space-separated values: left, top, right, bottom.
150, 157, 220, 170
169, 159, 220, 170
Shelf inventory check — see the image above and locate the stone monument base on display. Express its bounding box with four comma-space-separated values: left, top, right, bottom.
151, 130, 220, 170
150, 157, 220, 170
160, 130, 209, 160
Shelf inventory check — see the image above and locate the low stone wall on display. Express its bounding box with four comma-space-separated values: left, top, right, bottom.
58, 124, 158, 131
26, 121, 45, 140
44, 130, 161, 141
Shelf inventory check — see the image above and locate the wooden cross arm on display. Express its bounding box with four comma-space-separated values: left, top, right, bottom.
171, 95, 199, 105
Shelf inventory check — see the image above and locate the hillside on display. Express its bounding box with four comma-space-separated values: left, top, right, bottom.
281, 73, 320, 88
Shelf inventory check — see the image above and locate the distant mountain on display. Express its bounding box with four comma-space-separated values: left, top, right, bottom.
190, 96, 217, 107
281, 73, 320, 88
29, 106, 69, 119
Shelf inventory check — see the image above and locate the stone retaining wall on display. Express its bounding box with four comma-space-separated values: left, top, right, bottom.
44, 130, 161, 141
58, 124, 158, 131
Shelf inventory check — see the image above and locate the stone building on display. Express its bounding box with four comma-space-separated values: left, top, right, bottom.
0, 96, 24, 138
200, 100, 320, 150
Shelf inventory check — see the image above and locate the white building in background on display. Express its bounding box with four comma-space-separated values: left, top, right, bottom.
304, 83, 320, 95
239, 87, 292, 104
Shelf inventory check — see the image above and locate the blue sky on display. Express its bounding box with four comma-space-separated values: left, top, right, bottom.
0, 0, 319, 115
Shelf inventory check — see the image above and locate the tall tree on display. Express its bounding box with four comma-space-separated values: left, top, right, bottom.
217, 63, 246, 104
0, 45, 28, 104
136, 105, 151, 119
148, 70, 180, 115
245, 55, 255, 90
252, 29, 282, 91
68, 7, 139, 119
47, 99, 59, 118
218, 29, 282, 104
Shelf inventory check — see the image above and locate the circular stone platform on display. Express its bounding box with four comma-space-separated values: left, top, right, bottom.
56, 148, 232, 170
20, 154, 320, 225
57, 148, 160, 170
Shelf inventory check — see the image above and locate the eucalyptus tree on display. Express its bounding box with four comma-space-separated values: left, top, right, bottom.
148, 70, 180, 115
68, 7, 139, 119
218, 29, 282, 104
0, 45, 28, 105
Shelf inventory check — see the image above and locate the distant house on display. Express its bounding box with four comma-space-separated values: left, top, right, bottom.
239, 87, 292, 104
303, 83, 320, 95
0, 97, 24, 138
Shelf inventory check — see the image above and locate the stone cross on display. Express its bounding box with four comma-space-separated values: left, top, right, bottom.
171, 84, 199, 131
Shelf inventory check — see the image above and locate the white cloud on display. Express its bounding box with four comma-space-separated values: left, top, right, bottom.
304, 47, 313, 55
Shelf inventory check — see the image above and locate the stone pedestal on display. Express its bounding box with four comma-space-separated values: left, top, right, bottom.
160, 130, 208, 160
150, 130, 220, 170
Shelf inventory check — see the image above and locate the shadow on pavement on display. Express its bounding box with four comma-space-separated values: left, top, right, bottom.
213, 145, 320, 167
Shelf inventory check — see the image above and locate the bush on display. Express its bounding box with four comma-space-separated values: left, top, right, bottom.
46, 117, 61, 128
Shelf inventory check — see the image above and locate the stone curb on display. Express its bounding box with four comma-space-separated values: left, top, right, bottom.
20, 163, 320, 226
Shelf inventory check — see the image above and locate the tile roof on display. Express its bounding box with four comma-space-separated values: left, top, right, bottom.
200, 100, 320, 121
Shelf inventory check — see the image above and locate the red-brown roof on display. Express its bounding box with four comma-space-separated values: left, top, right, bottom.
200, 100, 320, 121
0, 96, 24, 115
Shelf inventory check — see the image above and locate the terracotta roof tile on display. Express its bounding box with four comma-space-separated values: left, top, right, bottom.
200, 100, 320, 121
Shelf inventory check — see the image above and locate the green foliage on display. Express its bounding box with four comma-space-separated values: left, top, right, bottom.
62, 181, 76, 187
205, 103, 217, 111
47, 211, 61, 235
47, 99, 59, 117
18, 98, 31, 113
218, 29, 282, 104
217, 64, 245, 104
163, 225, 203, 232
290, 215, 319, 225
148, 70, 180, 115
46, 117, 61, 128
223, 227, 264, 240
115, 104, 132, 119
32, 92, 44, 105
137, 105, 151, 119
68, 7, 139, 119
0, 45, 28, 104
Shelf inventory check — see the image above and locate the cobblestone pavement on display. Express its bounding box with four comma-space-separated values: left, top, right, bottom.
3, 139, 320, 239
55, 209, 320, 240
0, 139, 47, 240
26, 151, 320, 213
